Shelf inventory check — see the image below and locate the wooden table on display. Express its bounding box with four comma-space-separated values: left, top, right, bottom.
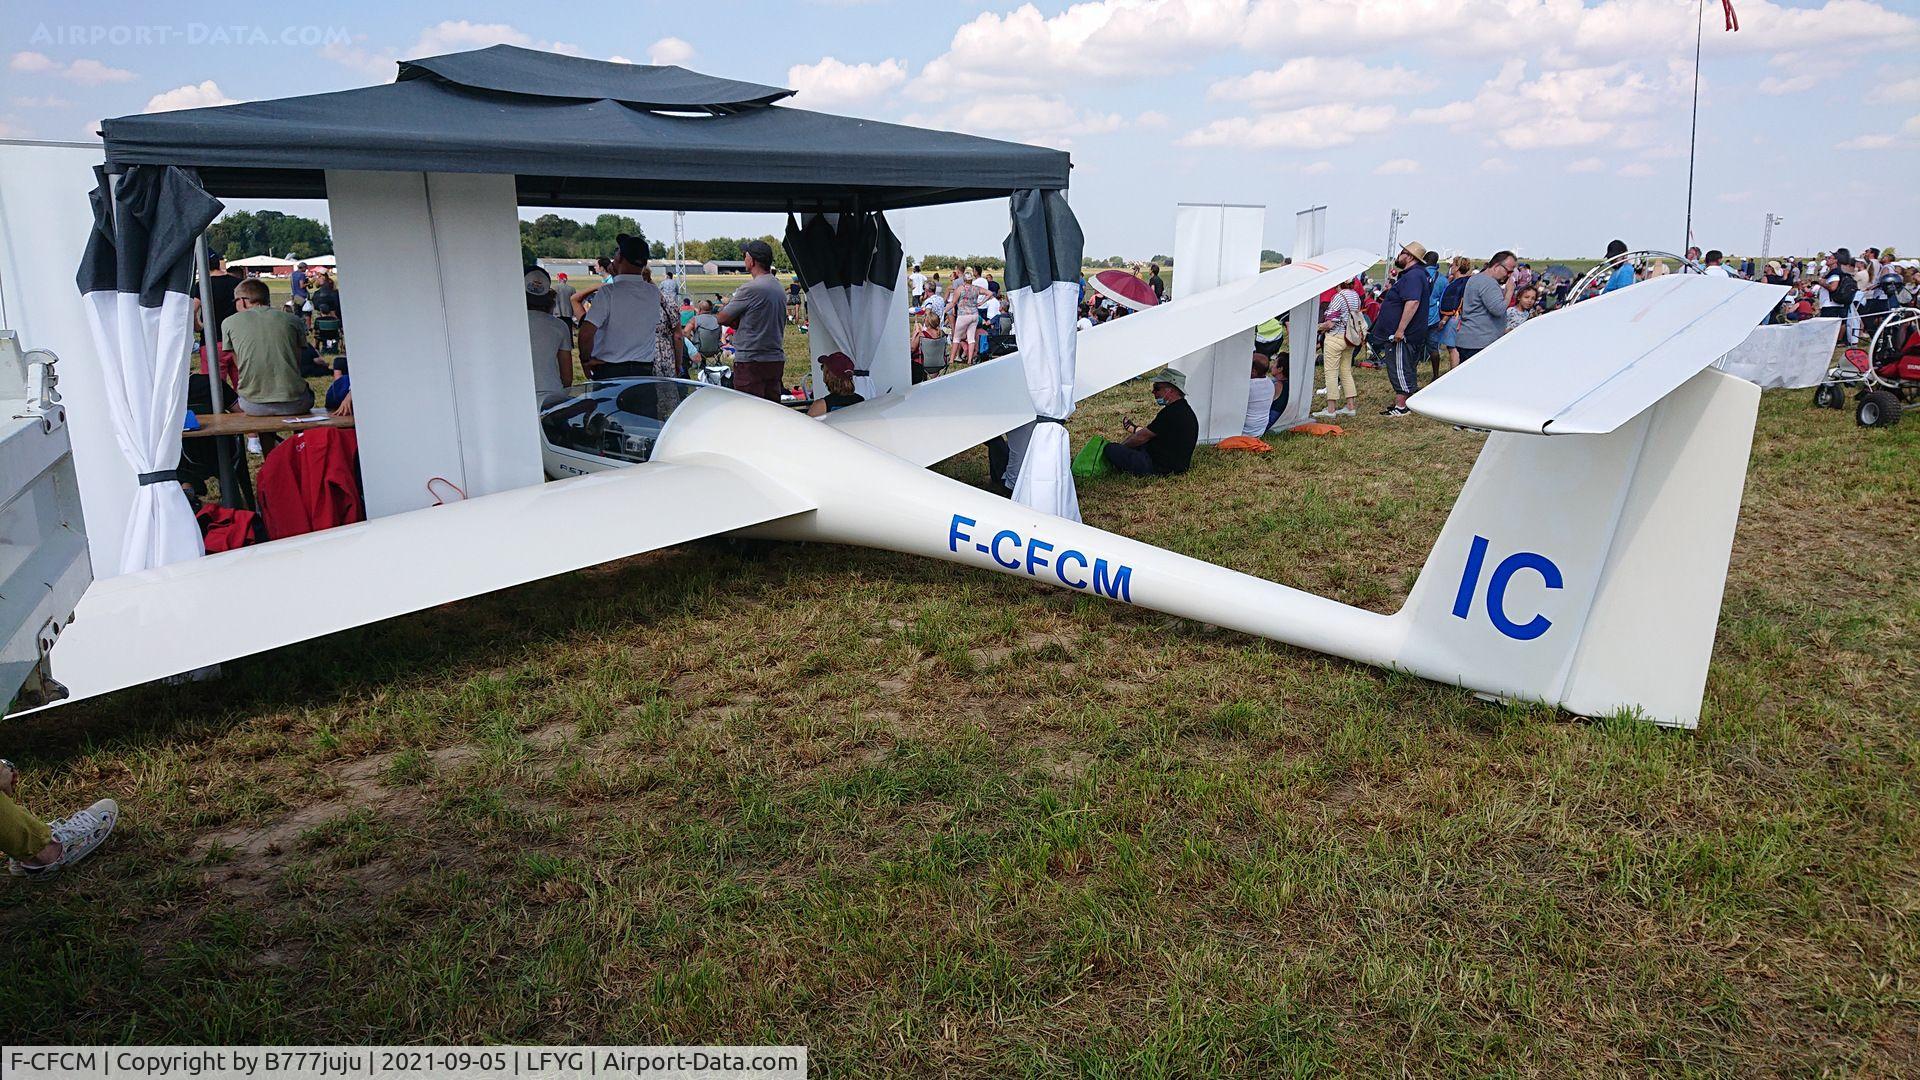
184, 412, 354, 438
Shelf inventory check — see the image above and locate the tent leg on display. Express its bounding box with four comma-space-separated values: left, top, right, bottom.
193, 237, 241, 508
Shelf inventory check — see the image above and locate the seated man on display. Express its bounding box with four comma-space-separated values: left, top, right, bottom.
222, 278, 315, 415
690, 301, 723, 362
1104, 369, 1198, 477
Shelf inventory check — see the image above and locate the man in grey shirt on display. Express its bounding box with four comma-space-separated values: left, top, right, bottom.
718, 239, 789, 401
1455, 250, 1517, 361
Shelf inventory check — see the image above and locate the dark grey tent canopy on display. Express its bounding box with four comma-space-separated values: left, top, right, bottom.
98, 44, 1070, 212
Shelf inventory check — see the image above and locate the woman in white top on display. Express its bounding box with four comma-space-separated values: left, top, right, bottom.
1244, 354, 1277, 436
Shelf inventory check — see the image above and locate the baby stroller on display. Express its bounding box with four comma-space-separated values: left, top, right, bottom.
1835, 306, 1920, 427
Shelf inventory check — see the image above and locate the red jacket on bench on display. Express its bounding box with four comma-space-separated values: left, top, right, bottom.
257, 427, 365, 540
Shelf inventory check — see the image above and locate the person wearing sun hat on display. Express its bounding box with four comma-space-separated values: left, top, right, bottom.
1102, 367, 1199, 476
524, 267, 573, 408
1376, 240, 1433, 416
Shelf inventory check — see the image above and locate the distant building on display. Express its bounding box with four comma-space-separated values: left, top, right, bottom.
537, 258, 598, 281
704, 260, 748, 274
653, 258, 705, 275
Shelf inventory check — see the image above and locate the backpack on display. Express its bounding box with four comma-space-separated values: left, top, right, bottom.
1439, 277, 1469, 318
1339, 296, 1370, 346
1829, 270, 1857, 307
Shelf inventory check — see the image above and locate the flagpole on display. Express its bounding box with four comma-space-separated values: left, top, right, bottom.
1683, 0, 1705, 255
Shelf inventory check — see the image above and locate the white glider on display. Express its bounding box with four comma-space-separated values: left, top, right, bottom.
44, 267, 1781, 728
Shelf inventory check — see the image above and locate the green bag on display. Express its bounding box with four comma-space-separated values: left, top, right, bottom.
1072, 435, 1115, 480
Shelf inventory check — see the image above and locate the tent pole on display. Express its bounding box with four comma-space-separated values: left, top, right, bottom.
193, 236, 241, 508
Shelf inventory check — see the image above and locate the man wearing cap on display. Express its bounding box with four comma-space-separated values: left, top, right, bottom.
717, 239, 789, 401
578, 233, 678, 379
1103, 369, 1198, 477
524, 267, 573, 408
1377, 241, 1433, 417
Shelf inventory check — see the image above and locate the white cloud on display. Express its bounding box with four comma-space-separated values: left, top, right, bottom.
1480, 157, 1515, 173
65, 58, 136, 85
647, 37, 695, 66
907, 94, 1122, 148
1300, 160, 1333, 174
9, 51, 134, 83
1374, 158, 1421, 175
1565, 157, 1605, 173
907, 0, 1919, 101
1717, 190, 1754, 204
1835, 133, 1895, 150
1178, 103, 1393, 149
1412, 58, 1682, 150
1869, 75, 1920, 104
787, 57, 908, 107
1137, 110, 1170, 127
10, 94, 71, 108
145, 81, 238, 113
1906, 113, 1920, 135
1209, 57, 1429, 110
1617, 162, 1654, 177
322, 21, 588, 78
1758, 74, 1820, 95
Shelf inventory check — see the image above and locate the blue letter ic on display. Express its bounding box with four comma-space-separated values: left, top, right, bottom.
1453, 535, 1563, 641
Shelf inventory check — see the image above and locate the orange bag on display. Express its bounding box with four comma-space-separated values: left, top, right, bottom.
1217, 435, 1272, 452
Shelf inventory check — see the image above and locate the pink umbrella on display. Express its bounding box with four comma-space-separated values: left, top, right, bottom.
1089, 269, 1159, 311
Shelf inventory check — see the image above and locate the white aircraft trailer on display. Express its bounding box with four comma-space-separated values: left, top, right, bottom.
39, 263, 1784, 729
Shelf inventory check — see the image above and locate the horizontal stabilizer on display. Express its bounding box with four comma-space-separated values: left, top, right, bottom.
829, 249, 1377, 466
1408, 276, 1786, 434
46, 459, 812, 704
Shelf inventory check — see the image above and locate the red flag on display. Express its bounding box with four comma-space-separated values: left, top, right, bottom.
1722, 0, 1739, 31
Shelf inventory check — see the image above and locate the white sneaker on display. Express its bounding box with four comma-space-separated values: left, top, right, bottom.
1334, 406, 1356, 417
8, 798, 117, 879
1312, 408, 1336, 419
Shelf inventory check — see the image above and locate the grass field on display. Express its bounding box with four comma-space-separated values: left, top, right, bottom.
3, 320, 1917, 1073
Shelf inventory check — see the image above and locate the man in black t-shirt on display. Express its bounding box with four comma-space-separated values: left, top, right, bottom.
190, 258, 243, 343
1103, 369, 1198, 476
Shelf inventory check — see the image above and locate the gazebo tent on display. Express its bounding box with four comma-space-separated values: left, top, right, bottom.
83, 45, 1085, 565
99, 45, 1070, 211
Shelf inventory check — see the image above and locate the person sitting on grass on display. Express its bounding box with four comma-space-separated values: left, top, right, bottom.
1103, 368, 1198, 477
2, 757, 116, 879
1245, 354, 1276, 436
222, 278, 314, 416
807, 352, 865, 416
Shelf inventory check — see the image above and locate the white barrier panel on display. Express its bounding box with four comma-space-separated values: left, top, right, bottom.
0, 141, 124, 579
327, 170, 545, 518
1712, 317, 1841, 389
1168, 203, 1265, 443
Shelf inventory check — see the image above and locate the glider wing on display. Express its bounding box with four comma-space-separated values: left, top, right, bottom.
1407, 275, 1787, 434
826, 248, 1377, 466
47, 459, 813, 703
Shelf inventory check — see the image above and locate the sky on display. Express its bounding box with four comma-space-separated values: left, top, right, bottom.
4, 1, 1916, 261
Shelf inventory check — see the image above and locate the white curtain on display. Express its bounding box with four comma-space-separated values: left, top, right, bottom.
1003, 190, 1084, 522
783, 212, 905, 400
77, 165, 221, 575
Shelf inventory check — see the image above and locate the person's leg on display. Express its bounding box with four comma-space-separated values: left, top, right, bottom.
0, 791, 52, 863
1335, 339, 1357, 410
1102, 442, 1156, 476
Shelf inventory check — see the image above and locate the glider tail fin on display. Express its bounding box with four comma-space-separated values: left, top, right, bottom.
1394, 367, 1760, 728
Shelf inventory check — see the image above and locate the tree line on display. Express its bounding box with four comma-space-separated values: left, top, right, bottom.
206, 211, 332, 261
518, 214, 791, 271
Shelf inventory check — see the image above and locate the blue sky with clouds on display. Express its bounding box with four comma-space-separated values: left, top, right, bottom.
5, 1, 1915, 260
